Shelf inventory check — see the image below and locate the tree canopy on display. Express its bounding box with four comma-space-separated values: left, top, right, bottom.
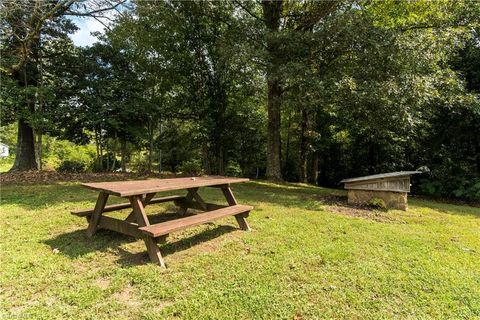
1, 0, 479, 200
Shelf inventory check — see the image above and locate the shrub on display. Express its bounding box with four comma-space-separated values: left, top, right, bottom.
57, 160, 85, 173
366, 198, 387, 210
178, 159, 203, 176
225, 161, 242, 177
417, 176, 480, 201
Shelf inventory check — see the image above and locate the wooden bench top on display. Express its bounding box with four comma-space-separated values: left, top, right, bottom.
139, 204, 253, 237
81, 176, 249, 197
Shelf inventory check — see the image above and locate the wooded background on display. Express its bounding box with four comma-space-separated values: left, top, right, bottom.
1, 0, 479, 200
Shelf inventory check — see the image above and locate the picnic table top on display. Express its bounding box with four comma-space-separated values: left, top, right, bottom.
81, 176, 249, 197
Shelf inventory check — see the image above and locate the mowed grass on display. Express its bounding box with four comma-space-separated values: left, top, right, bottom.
1, 180, 479, 319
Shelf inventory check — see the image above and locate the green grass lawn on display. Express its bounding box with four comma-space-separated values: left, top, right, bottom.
1, 180, 479, 319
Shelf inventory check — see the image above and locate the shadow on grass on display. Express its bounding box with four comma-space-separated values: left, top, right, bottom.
43, 217, 237, 267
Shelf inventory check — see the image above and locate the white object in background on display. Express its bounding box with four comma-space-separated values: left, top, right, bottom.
0, 143, 9, 157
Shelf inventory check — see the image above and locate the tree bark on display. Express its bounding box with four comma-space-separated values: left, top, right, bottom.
263, 0, 283, 181
312, 153, 319, 185
11, 118, 38, 171
299, 108, 309, 183
10, 39, 40, 171
36, 132, 43, 170
148, 119, 153, 173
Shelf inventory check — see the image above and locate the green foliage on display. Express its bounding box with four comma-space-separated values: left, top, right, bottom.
57, 160, 86, 173
177, 159, 204, 176
225, 161, 242, 177
366, 198, 387, 210
0, 156, 14, 173
2, 0, 479, 202
418, 177, 480, 201
129, 152, 149, 174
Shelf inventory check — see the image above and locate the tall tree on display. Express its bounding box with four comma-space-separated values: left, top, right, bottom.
0, 0, 127, 171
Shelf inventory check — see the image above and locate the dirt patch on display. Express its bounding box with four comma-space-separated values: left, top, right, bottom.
112, 285, 140, 307
303, 194, 348, 206
326, 205, 403, 223
0, 171, 181, 186
95, 278, 111, 290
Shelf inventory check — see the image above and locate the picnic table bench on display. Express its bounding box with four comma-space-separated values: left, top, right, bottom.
72, 176, 252, 267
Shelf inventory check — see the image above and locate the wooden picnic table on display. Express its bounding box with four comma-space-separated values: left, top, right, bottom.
72, 176, 252, 267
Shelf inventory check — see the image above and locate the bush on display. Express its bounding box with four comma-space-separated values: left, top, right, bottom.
417, 176, 480, 201
366, 198, 387, 210
178, 159, 203, 176
57, 160, 85, 173
129, 152, 150, 173
225, 161, 242, 177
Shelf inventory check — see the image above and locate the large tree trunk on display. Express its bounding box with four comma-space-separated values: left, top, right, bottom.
11, 118, 38, 171
266, 79, 282, 180
148, 119, 153, 173
311, 153, 319, 185
299, 108, 309, 183
11, 36, 40, 171
263, 0, 283, 181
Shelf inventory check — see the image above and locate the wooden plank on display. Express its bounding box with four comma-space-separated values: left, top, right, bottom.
139, 204, 254, 237
130, 196, 166, 268
81, 176, 249, 197
72, 195, 184, 217
340, 171, 421, 183
174, 198, 227, 211
86, 192, 109, 237
97, 216, 143, 238
222, 186, 251, 231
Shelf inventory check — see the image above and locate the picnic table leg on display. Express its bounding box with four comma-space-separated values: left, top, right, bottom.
177, 188, 200, 216
221, 186, 251, 231
86, 192, 109, 237
130, 195, 166, 268
125, 193, 156, 222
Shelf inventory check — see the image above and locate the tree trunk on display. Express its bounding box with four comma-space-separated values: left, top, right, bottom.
121, 138, 127, 173
312, 153, 319, 185
266, 78, 282, 180
94, 129, 100, 170
299, 108, 309, 183
11, 118, 38, 171
10, 39, 40, 171
158, 120, 163, 173
99, 133, 104, 171
284, 112, 292, 167
263, 0, 283, 181
217, 147, 225, 175
148, 119, 153, 173
36, 132, 42, 170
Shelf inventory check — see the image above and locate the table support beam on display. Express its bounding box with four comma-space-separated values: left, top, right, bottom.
221, 186, 251, 231
86, 192, 109, 237
178, 188, 199, 216
130, 196, 166, 268
126, 192, 157, 222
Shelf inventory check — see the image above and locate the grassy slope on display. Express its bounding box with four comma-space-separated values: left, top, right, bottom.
0, 181, 479, 319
